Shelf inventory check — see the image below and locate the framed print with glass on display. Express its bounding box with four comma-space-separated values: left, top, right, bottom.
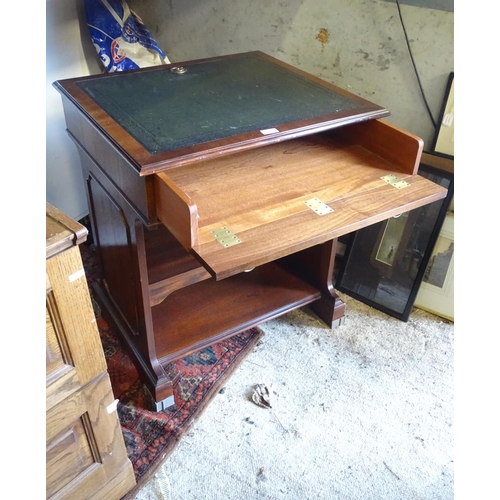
334, 157, 454, 322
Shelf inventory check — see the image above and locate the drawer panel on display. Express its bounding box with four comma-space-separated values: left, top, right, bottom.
46, 373, 134, 500
46, 414, 95, 498
154, 119, 448, 280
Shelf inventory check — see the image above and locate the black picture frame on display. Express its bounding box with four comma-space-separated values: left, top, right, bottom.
334, 156, 454, 322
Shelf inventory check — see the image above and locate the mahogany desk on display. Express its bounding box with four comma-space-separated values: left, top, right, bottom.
54, 51, 447, 411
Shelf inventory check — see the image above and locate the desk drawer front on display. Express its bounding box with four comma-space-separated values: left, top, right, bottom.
155, 120, 447, 279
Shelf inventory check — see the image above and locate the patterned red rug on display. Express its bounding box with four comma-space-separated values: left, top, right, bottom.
80, 245, 264, 498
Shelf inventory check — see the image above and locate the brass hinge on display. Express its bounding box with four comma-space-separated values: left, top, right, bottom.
210, 226, 242, 248
381, 174, 410, 189
304, 197, 334, 216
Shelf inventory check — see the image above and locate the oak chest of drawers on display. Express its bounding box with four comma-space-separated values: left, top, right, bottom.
46, 203, 135, 499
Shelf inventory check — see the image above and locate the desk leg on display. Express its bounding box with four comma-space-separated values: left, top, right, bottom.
285, 239, 346, 327
310, 239, 346, 327
91, 279, 176, 412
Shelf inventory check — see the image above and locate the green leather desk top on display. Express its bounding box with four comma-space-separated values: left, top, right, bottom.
78, 53, 373, 153
56, 51, 388, 174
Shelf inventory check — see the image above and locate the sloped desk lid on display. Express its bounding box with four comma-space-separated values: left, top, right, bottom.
54, 51, 389, 176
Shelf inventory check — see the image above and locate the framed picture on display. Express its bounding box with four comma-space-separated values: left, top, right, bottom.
374, 214, 408, 266
334, 155, 454, 322
414, 213, 454, 321
431, 72, 454, 159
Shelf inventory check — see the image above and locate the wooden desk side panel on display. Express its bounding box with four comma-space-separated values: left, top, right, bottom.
336, 119, 424, 175
61, 96, 156, 224
82, 163, 151, 353
75, 150, 173, 403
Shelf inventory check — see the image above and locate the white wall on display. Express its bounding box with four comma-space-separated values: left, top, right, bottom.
46, 0, 453, 219
128, 0, 453, 147
46, 0, 101, 220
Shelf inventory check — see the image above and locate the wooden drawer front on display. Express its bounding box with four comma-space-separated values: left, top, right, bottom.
46, 246, 107, 410
46, 373, 134, 500
155, 119, 448, 280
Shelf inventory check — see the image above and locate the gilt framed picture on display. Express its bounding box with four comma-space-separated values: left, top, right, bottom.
334, 156, 454, 322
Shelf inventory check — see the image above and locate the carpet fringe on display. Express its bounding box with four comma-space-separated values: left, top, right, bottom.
155, 468, 172, 500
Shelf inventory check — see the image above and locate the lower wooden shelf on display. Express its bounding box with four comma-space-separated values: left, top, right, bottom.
91, 236, 342, 411
152, 260, 321, 363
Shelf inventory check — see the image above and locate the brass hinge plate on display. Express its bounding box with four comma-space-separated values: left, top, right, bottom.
210, 226, 242, 248
304, 197, 334, 216
381, 174, 410, 189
